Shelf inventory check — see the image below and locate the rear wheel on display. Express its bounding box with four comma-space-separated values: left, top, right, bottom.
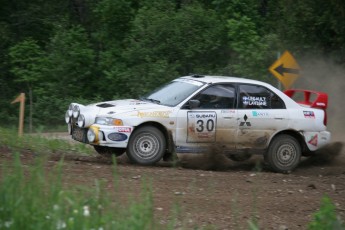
93, 146, 125, 158
126, 126, 166, 165
266, 134, 301, 173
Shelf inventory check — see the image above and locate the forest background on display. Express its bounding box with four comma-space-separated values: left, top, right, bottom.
1, 0, 344, 131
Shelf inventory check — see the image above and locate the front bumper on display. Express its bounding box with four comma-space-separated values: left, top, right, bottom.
86, 125, 134, 148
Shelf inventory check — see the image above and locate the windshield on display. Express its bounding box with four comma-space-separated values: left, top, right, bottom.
141, 79, 204, 107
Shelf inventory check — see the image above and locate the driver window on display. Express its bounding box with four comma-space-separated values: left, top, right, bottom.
192, 84, 235, 109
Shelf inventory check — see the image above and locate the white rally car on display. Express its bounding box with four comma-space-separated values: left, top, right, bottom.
65, 75, 331, 173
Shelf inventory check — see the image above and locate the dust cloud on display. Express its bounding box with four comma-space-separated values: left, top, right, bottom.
300, 141, 344, 168
291, 56, 345, 166
178, 146, 234, 171
176, 146, 263, 172
294, 56, 345, 139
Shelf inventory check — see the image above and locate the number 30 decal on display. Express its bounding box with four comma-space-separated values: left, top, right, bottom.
196, 119, 215, 132
187, 112, 217, 143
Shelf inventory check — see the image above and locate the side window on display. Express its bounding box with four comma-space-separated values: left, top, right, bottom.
270, 94, 286, 109
192, 84, 235, 109
238, 84, 285, 109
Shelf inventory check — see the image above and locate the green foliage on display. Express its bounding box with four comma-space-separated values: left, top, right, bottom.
0, 127, 93, 155
227, 15, 269, 79
44, 25, 96, 99
0, 128, 163, 229
93, 0, 134, 46
8, 38, 45, 86
122, 1, 228, 96
212, 0, 262, 23
308, 196, 345, 230
1, 0, 344, 128
266, 0, 345, 61
0, 155, 159, 229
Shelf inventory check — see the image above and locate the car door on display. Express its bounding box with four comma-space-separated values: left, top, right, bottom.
236, 84, 289, 150
175, 84, 237, 153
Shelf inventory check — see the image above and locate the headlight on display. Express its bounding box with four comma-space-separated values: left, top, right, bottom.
65, 110, 71, 124
87, 128, 96, 142
68, 103, 74, 117
77, 113, 96, 128
77, 114, 85, 127
95, 117, 123, 126
72, 105, 80, 118
87, 126, 101, 143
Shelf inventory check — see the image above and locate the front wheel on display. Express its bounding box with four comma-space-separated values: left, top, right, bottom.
94, 146, 125, 158
266, 134, 301, 173
126, 126, 166, 165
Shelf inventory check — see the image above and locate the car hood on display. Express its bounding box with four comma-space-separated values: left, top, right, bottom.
83, 99, 167, 117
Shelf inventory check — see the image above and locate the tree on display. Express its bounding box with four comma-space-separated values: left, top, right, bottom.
36, 25, 96, 125
44, 25, 95, 98
265, 0, 345, 62
196, 0, 280, 81
227, 15, 274, 80
121, 1, 229, 96
92, 0, 134, 47
1, 0, 345, 129
8, 39, 46, 132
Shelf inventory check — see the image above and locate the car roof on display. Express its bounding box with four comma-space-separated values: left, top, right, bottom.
177, 74, 301, 108
179, 75, 268, 86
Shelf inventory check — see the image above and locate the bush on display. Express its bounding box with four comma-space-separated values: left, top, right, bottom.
308, 196, 345, 230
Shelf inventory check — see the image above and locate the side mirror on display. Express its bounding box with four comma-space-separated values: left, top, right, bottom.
189, 100, 200, 109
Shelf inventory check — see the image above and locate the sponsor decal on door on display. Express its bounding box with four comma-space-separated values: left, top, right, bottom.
187, 111, 216, 143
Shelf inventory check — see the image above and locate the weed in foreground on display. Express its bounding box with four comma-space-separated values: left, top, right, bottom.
0, 152, 162, 230
308, 196, 345, 230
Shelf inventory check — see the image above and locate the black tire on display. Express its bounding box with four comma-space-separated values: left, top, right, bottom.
266, 134, 301, 173
227, 152, 252, 162
126, 126, 166, 165
94, 146, 125, 158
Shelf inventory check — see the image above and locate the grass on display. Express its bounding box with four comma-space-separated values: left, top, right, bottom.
0, 127, 161, 230
0, 154, 157, 229
0, 127, 93, 156
308, 196, 345, 230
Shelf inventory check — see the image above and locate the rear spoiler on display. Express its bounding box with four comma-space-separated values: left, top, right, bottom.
284, 89, 328, 125
284, 89, 328, 109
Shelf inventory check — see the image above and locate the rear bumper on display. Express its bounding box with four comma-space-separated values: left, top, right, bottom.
303, 131, 331, 151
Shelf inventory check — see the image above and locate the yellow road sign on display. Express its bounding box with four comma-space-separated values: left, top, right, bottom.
269, 50, 300, 89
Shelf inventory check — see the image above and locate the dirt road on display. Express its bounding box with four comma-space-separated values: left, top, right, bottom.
1, 134, 344, 229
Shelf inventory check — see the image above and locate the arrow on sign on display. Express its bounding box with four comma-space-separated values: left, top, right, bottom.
274, 64, 300, 76
268, 50, 300, 89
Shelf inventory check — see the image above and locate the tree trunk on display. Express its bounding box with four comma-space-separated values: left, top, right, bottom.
29, 86, 33, 133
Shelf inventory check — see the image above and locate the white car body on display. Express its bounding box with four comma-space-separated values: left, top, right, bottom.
66, 75, 331, 173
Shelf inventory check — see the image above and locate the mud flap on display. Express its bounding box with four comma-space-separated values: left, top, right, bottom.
163, 130, 178, 162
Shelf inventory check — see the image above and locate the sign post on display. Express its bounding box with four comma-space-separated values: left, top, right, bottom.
269, 50, 300, 90
11, 93, 25, 136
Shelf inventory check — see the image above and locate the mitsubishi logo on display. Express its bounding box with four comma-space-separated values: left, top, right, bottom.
240, 114, 251, 126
